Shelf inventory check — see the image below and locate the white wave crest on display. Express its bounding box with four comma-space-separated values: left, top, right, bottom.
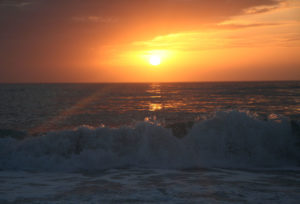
0, 111, 299, 171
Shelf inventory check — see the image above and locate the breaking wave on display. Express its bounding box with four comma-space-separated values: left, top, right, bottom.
0, 111, 299, 172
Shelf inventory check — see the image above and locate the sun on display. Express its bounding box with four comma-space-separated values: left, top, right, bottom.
149, 55, 161, 66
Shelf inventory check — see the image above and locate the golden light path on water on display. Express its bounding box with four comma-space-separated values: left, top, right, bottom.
29, 83, 188, 134
29, 86, 114, 134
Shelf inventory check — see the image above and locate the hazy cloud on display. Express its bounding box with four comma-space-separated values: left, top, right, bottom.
0, 0, 291, 82
0, 0, 35, 8
72, 16, 118, 24
216, 23, 281, 29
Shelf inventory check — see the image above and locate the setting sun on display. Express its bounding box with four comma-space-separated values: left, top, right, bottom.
149, 55, 161, 66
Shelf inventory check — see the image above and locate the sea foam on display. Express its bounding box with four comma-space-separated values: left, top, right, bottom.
0, 111, 299, 172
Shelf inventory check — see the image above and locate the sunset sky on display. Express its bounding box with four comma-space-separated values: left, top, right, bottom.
0, 0, 299, 82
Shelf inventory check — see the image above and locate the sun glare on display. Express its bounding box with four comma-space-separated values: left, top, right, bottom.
149, 55, 161, 66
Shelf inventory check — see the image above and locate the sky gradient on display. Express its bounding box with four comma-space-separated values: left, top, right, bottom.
0, 0, 299, 82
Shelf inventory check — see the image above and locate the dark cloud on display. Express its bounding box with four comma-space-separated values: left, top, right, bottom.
0, 0, 284, 37
0, 0, 35, 8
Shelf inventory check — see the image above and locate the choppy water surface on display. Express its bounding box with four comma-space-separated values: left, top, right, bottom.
1, 168, 299, 203
0, 82, 299, 134
0, 82, 299, 203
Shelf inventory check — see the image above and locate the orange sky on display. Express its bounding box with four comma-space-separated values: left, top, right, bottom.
0, 0, 299, 82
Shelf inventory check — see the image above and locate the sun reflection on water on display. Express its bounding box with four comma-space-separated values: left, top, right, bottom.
147, 83, 163, 111
149, 103, 163, 111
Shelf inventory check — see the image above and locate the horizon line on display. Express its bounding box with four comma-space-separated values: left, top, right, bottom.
0, 80, 299, 84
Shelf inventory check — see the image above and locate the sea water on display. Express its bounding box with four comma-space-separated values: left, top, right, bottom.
0, 82, 299, 203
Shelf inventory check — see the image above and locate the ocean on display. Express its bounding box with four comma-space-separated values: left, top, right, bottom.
0, 82, 299, 203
